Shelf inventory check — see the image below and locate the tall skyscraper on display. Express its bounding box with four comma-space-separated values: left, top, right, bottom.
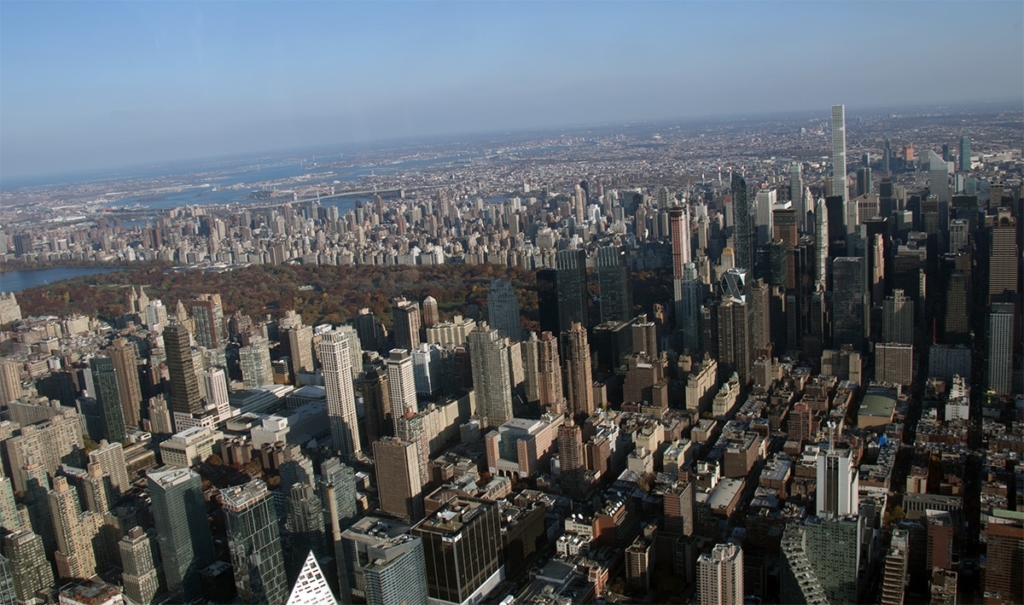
373, 437, 423, 522
984, 522, 1024, 605
320, 456, 359, 531
90, 356, 127, 443
959, 136, 971, 172
534, 331, 564, 415
467, 322, 513, 428
988, 302, 1014, 396
147, 467, 215, 600
89, 440, 130, 495
363, 534, 428, 605
119, 527, 159, 605
164, 323, 203, 419
286, 551, 339, 605
412, 496, 501, 605
816, 447, 859, 516
4, 530, 53, 604
831, 105, 847, 202
880, 529, 910, 605
929, 150, 950, 205
282, 322, 315, 379
392, 298, 422, 351
287, 483, 328, 564
386, 349, 417, 425
487, 279, 522, 341
318, 329, 360, 460
597, 245, 633, 324
831, 257, 867, 350
360, 367, 390, 446
679, 264, 704, 354
564, 322, 594, 418
556, 248, 589, 333
203, 367, 231, 421
815, 198, 829, 291
882, 289, 914, 345
781, 515, 862, 605
222, 481, 288, 605
698, 543, 744, 605
558, 423, 586, 498
732, 174, 754, 271
190, 294, 225, 350
0, 360, 22, 405
989, 209, 1019, 300
790, 163, 806, 231
421, 295, 439, 328
717, 269, 754, 385
537, 268, 560, 336
50, 476, 97, 580
108, 338, 143, 429
240, 335, 273, 388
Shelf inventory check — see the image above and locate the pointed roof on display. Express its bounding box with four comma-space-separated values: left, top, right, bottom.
286, 551, 337, 605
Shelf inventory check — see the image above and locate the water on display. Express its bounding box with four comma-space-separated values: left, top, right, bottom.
0, 267, 124, 293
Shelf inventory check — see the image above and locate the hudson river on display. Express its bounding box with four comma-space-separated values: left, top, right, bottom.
0, 267, 124, 293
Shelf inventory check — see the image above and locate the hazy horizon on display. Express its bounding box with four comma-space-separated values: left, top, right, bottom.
2, 1, 1022, 182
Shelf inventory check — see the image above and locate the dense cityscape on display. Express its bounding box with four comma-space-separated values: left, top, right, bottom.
0, 100, 1021, 605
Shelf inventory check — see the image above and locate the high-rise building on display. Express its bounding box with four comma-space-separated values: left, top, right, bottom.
558, 423, 586, 498
421, 295, 439, 328
780, 515, 862, 605
597, 245, 633, 324
698, 542, 744, 605
533, 331, 564, 415
240, 335, 274, 388
959, 136, 971, 172
468, 322, 513, 428
831, 105, 847, 202
320, 457, 358, 531
203, 367, 231, 421
318, 329, 360, 459
564, 322, 594, 418
0, 360, 22, 406
108, 338, 143, 429
164, 323, 204, 419
147, 466, 215, 600
90, 355, 127, 443
50, 476, 97, 580
984, 522, 1024, 605
373, 437, 423, 522
285, 551, 338, 605
222, 481, 288, 605
4, 530, 53, 604
537, 268, 560, 336
879, 528, 910, 605
815, 198, 829, 291
392, 298, 421, 351
487, 279, 522, 341
929, 150, 950, 205
555, 248, 589, 331
361, 534, 428, 605
831, 257, 867, 350
988, 302, 1014, 396
882, 289, 914, 345
816, 447, 859, 516
717, 270, 754, 385
353, 308, 386, 353
119, 527, 159, 605
989, 209, 1019, 300
190, 294, 225, 350
876, 343, 914, 386
732, 174, 754, 271
89, 440, 130, 495
282, 323, 315, 379
386, 349, 417, 426
360, 367, 389, 446
6, 408, 85, 493
412, 496, 502, 604
790, 163, 806, 231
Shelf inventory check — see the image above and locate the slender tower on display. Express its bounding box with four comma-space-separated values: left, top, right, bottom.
319, 329, 360, 460
831, 105, 847, 202
815, 198, 829, 291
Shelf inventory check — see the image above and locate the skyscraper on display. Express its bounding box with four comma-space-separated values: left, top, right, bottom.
564, 322, 594, 418
363, 535, 428, 605
119, 527, 159, 605
988, 302, 1014, 396
959, 136, 971, 172
882, 289, 914, 345
164, 323, 203, 420
421, 295, 439, 328
360, 367, 389, 446
286, 551, 339, 605
989, 209, 1019, 300
467, 322, 513, 428
222, 481, 288, 605
831, 105, 847, 202
732, 174, 754, 272
537, 268, 560, 336
240, 335, 274, 388
89, 440, 130, 495
147, 466, 215, 601
816, 447, 859, 516
412, 496, 502, 604
555, 248, 589, 331
108, 338, 143, 430
831, 257, 867, 350
984, 522, 1024, 604
597, 245, 633, 324
4, 530, 52, 603
90, 356, 127, 443
50, 476, 97, 580
558, 423, 586, 498
320, 456, 358, 531
781, 515, 862, 605
487, 279, 522, 341
190, 294, 225, 350
0, 359, 22, 406
392, 298, 422, 351
534, 331, 564, 415
318, 329, 360, 459
790, 163, 806, 231
373, 437, 423, 522
929, 150, 950, 205
698, 543, 744, 605
386, 349, 418, 426
282, 322, 315, 379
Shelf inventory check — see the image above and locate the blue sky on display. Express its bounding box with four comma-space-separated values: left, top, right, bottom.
2, 1, 1022, 180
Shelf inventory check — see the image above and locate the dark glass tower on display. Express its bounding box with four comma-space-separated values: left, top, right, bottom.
412, 496, 501, 604
732, 174, 754, 271
90, 356, 127, 443
597, 245, 632, 323
555, 248, 589, 330
164, 323, 203, 416
537, 269, 559, 335
831, 257, 867, 351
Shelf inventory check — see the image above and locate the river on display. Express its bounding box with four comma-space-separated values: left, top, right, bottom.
0, 267, 124, 293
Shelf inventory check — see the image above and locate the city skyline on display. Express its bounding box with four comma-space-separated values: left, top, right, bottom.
2, 1, 1022, 180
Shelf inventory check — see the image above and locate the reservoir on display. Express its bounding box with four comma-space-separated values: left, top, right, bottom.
0, 267, 124, 293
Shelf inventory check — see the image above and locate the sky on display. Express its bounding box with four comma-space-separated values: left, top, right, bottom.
2, 1, 1022, 181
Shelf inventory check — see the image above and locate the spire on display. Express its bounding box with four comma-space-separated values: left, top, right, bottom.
285, 551, 338, 605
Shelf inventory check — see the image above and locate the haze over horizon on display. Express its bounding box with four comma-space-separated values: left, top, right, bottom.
2, 1, 1022, 182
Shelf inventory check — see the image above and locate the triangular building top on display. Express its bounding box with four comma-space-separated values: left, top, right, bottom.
286, 551, 338, 605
